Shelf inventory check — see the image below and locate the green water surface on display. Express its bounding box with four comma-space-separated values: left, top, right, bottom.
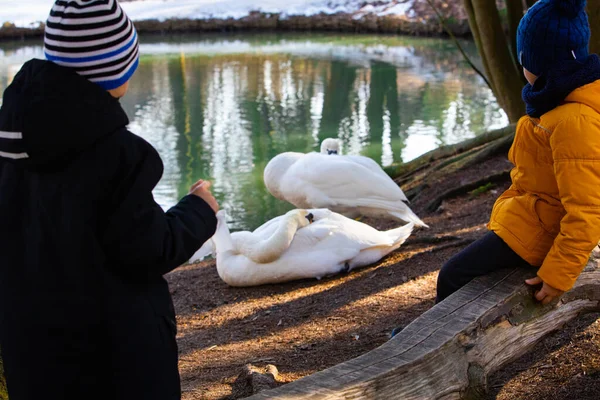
0, 33, 507, 230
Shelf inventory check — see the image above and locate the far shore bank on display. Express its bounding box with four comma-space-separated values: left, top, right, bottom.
0, 12, 470, 41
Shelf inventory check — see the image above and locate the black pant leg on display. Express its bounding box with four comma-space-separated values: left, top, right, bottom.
436, 231, 531, 303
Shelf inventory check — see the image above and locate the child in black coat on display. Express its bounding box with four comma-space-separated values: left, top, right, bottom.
0, 1, 218, 399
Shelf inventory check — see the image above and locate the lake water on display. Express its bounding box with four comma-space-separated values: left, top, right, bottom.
0, 33, 508, 231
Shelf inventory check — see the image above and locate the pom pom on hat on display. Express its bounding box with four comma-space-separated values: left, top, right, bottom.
44, 0, 140, 91
516, 0, 590, 76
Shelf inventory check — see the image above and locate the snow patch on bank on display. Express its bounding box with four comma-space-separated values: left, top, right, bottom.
1, 0, 414, 28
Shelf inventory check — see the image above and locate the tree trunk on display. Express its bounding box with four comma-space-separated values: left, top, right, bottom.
506, 0, 522, 54
463, 0, 525, 123
589, 2, 600, 55
464, 0, 497, 97
506, 0, 527, 86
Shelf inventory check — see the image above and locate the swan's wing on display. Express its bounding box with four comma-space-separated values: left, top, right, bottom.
290, 223, 336, 247
344, 155, 408, 202
344, 155, 386, 174
284, 239, 363, 277
282, 154, 408, 207
295, 217, 391, 250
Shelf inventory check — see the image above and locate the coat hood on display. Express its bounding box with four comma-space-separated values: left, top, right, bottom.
0, 59, 128, 168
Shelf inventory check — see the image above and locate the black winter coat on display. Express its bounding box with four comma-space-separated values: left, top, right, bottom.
0, 60, 217, 400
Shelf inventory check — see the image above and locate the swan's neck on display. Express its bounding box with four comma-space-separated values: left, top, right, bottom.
236, 215, 301, 264
211, 213, 235, 254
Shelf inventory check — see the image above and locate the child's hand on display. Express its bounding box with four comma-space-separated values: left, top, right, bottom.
189, 180, 219, 213
525, 276, 564, 305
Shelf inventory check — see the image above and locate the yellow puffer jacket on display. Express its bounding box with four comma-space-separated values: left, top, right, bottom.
488, 79, 600, 292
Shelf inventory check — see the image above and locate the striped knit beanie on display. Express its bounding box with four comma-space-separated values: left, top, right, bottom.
517, 0, 590, 76
44, 0, 139, 91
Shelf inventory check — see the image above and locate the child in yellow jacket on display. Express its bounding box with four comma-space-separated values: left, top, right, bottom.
437, 0, 600, 304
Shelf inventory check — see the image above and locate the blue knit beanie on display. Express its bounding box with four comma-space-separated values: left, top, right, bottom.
44, 0, 139, 91
517, 0, 590, 76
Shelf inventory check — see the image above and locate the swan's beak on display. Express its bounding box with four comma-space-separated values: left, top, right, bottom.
305, 213, 314, 223
327, 150, 338, 155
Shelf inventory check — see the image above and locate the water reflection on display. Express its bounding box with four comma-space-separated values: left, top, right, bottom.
0, 33, 508, 230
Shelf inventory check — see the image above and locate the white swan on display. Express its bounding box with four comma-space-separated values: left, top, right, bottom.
321, 138, 341, 155
193, 208, 414, 287
263, 138, 428, 227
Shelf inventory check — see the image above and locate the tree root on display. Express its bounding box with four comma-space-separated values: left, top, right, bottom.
385, 124, 515, 178
431, 144, 487, 173
426, 133, 514, 181
395, 163, 431, 186
392, 128, 515, 201
425, 170, 511, 213
404, 183, 430, 202
458, 134, 514, 171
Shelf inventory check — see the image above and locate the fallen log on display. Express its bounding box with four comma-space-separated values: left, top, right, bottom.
247, 256, 599, 399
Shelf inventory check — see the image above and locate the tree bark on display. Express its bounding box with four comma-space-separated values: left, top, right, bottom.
464, 0, 525, 123
464, 0, 497, 97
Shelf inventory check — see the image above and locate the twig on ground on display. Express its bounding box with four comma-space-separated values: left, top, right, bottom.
423, 238, 476, 253
404, 235, 464, 246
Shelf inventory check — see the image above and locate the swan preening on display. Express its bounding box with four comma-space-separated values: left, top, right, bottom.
189, 137, 426, 287
193, 209, 414, 287
263, 138, 428, 227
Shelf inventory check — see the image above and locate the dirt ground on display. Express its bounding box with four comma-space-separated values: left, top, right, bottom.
166, 154, 600, 399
